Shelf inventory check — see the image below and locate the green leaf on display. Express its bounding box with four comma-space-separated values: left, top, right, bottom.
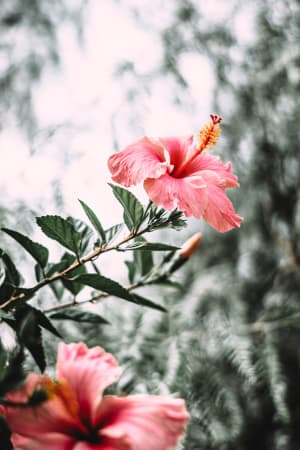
36, 215, 82, 255
109, 184, 144, 231
125, 260, 136, 284
128, 293, 167, 312
30, 306, 62, 338
2, 228, 49, 268
66, 217, 93, 254
50, 309, 109, 324
79, 200, 106, 242
105, 223, 124, 244
73, 273, 133, 302
122, 242, 179, 251
0, 250, 21, 303
60, 252, 86, 295
0, 249, 21, 287
14, 307, 46, 372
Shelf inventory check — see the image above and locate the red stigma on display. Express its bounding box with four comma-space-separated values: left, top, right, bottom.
210, 114, 222, 125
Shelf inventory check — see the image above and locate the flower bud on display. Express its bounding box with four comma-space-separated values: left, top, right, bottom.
179, 232, 202, 258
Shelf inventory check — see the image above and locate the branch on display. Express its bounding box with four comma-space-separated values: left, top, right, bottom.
0, 227, 149, 311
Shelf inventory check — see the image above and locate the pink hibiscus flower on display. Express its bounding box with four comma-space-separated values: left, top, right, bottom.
3, 342, 189, 450
108, 115, 243, 232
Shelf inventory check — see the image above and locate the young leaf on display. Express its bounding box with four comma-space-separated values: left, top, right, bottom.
122, 242, 179, 251
50, 309, 109, 324
105, 223, 124, 244
73, 273, 134, 302
2, 228, 49, 268
66, 217, 93, 254
109, 183, 144, 231
36, 215, 82, 255
79, 200, 106, 242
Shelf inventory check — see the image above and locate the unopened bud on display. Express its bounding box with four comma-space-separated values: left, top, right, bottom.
179, 232, 202, 258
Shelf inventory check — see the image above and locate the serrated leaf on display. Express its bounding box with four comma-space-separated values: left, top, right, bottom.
105, 223, 124, 244
67, 217, 93, 254
0, 250, 21, 304
36, 215, 82, 255
50, 309, 109, 324
0, 250, 21, 287
79, 200, 106, 242
109, 184, 144, 231
2, 228, 49, 268
73, 273, 133, 302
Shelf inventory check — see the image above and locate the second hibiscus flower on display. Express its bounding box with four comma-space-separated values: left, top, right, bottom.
108, 115, 243, 232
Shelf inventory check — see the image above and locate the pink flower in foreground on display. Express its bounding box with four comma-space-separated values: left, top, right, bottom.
4, 342, 188, 450
108, 115, 243, 232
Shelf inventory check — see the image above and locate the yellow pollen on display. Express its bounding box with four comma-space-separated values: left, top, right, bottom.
197, 114, 222, 153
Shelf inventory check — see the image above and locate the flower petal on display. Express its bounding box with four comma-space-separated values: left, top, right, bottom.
4, 373, 83, 438
186, 153, 239, 188
144, 173, 208, 218
107, 137, 172, 187
159, 135, 194, 168
96, 395, 189, 450
11, 432, 75, 450
56, 343, 122, 422
202, 185, 243, 232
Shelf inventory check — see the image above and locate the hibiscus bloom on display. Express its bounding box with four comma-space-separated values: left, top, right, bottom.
108, 115, 243, 232
3, 342, 188, 450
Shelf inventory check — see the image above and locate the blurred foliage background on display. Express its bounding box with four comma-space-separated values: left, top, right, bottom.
1, 0, 300, 449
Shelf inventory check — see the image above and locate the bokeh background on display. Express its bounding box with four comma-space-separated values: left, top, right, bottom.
1, 0, 300, 449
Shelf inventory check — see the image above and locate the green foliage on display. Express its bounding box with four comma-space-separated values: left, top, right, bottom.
109, 183, 144, 232
79, 199, 106, 243
36, 215, 83, 256
2, 228, 49, 268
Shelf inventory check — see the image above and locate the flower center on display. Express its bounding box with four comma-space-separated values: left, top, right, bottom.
172, 114, 222, 178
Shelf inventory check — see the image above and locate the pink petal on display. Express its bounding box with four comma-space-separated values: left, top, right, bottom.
186, 153, 239, 188
202, 185, 243, 232
11, 432, 75, 450
73, 441, 126, 450
107, 137, 172, 187
96, 395, 189, 450
56, 343, 122, 422
144, 173, 208, 218
4, 373, 83, 438
159, 136, 194, 168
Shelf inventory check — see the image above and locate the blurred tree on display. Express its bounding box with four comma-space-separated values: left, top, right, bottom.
0, 0, 86, 139
103, 1, 300, 449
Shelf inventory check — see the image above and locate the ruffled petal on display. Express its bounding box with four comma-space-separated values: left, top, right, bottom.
202, 185, 243, 232
107, 137, 172, 187
4, 373, 83, 439
11, 432, 76, 450
144, 173, 208, 218
56, 343, 122, 423
96, 395, 188, 450
186, 153, 239, 188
